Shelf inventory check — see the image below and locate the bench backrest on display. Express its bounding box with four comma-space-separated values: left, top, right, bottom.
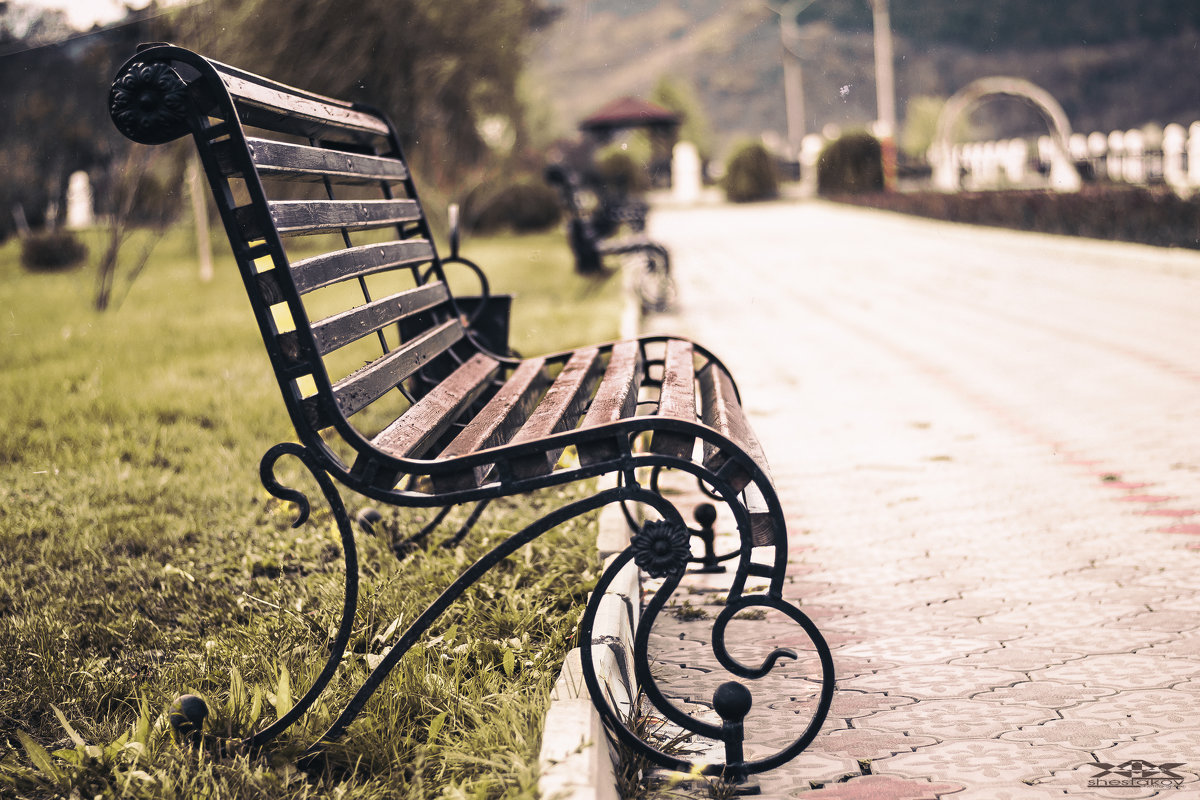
543, 165, 606, 273
110, 45, 491, 481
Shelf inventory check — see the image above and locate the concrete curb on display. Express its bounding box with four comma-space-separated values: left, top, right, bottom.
537, 494, 639, 800
537, 246, 645, 800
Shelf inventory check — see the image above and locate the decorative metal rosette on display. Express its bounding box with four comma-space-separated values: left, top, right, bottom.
630, 519, 691, 578
109, 61, 190, 145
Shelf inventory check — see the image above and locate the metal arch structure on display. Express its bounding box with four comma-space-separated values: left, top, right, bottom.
931, 76, 1082, 193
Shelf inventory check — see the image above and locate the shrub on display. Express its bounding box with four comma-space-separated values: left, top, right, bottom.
594, 149, 648, 195
721, 141, 779, 203
817, 132, 884, 195
466, 178, 562, 234
20, 230, 88, 272
833, 186, 1200, 250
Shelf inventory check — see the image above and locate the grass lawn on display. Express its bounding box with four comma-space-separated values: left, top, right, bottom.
0, 223, 623, 799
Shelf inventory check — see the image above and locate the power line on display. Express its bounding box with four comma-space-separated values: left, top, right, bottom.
0, 2, 195, 60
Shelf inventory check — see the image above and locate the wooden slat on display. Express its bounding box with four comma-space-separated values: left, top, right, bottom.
507, 348, 604, 479
246, 138, 409, 183
649, 339, 697, 458
577, 341, 644, 466
744, 483, 776, 547
698, 363, 769, 492
331, 319, 463, 417
290, 240, 435, 294
214, 64, 391, 140
266, 199, 421, 236
370, 353, 501, 459
692, 364, 775, 545
433, 357, 552, 491
310, 283, 449, 355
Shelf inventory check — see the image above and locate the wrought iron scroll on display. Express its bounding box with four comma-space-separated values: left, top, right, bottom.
243, 442, 361, 750
578, 495, 835, 782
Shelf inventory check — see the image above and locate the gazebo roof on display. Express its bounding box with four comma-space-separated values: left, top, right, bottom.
579, 96, 681, 133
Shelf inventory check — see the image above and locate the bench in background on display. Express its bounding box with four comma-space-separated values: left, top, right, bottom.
544, 163, 676, 314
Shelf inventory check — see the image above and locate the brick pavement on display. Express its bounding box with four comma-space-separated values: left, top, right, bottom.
633, 200, 1200, 798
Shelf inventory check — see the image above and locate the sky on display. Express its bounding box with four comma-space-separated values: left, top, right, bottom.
22, 0, 154, 30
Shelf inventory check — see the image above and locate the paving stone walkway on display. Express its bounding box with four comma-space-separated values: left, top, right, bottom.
635, 200, 1200, 799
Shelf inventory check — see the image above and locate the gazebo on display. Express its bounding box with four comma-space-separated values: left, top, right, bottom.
579, 96, 681, 187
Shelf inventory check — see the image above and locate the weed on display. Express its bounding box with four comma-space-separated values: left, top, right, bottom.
613, 691, 697, 800
733, 608, 767, 621
669, 600, 710, 621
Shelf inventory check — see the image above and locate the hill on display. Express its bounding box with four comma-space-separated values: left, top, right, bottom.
797, 0, 1200, 50
528, 0, 1200, 156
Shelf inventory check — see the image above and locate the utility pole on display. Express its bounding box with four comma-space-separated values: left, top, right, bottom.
769, 0, 818, 161
770, 0, 897, 183
868, 0, 897, 186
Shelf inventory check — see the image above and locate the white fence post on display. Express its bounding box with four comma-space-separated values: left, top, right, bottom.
1188, 122, 1200, 188
1122, 129, 1145, 184
1087, 132, 1108, 180
1163, 123, 1187, 193
671, 141, 702, 204
800, 133, 824, 194
1106, 131, 1125, 183
65, 171, 94, 230
1002, 139, 1027, 185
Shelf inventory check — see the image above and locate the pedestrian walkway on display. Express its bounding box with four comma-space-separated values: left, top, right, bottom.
635, 200, 1200, 799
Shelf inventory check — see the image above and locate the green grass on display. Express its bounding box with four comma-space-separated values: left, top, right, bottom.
0, 223, 622, 799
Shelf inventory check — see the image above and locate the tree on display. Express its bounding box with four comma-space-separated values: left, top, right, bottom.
0, 3, 166, 241
899, 96, 946, 160
169, 0, 548, 190
651, 75, 713, 161
899, 95, 984, 161
0, 1, 72, 47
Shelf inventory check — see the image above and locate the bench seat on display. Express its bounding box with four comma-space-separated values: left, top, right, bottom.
355, 337, 776, 545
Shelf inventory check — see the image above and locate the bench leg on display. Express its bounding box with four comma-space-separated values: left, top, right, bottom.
297, 484, 651, 765
174, 451, 830, 778
633, 243, 675, 314
578, 470, 835, 782
364, 498, 492, 559
689, 502, 726, 573
439, 497, 492, 549
183, 462, 610, 760
242, 443, 361, 751
640, 466, 743, 572
399, 504, 453, 554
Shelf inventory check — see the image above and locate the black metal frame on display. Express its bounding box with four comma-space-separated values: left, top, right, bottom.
108, 44, 833, 781
254, 436, 835, 778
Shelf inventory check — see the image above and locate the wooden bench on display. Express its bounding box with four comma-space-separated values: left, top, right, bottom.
544, 163, 676, 313
109, 44, 832, 781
